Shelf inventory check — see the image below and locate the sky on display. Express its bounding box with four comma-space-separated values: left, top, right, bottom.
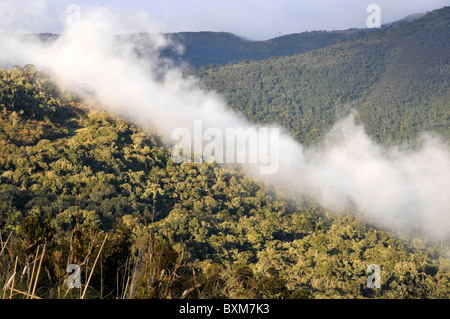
0, 0, 449, 40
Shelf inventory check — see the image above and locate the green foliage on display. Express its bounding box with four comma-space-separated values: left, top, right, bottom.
156, 30, 364, 68
19, 214, 55, 249
196, 7, 450, 146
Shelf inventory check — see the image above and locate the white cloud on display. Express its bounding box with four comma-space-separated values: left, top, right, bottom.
0, 0, 48, 33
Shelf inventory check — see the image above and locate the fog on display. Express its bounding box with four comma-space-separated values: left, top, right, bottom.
0, 8, 448, 240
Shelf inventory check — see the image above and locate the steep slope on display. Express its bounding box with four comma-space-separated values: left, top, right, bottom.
196, 7, 450, 146
0, 66, 448, 299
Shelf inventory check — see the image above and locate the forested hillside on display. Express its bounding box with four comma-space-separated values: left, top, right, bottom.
158, 30, 365, 68
29, 28, 364, 71
0, 66, 448, 299
196, 7, 450, 146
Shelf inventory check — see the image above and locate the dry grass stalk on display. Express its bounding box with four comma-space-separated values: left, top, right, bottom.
2, 273, 14, 299
27, 245, 40, 298
81, 234, 108, 299
9, 256, 18, 299
0, 231, 12, 258
122, 274, 130, 299
31, 243, 46, 299
128, 256, 139, 299
8, 287, 41, 299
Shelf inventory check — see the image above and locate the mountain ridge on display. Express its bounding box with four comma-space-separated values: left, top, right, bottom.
7, 8, 443, 70
195, 6, 450, 146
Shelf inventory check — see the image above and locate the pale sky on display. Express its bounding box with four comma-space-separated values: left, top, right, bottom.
1, 0, 449, 40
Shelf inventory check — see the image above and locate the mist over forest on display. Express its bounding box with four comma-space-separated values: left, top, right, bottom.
0, 5, 448, 301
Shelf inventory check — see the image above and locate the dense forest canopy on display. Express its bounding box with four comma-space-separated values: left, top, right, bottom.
0, 7, 449, 300
0, 65, 448, 299
196, 7, 450, 147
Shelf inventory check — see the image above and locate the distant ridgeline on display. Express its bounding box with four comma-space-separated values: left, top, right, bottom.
158, 30, 366, 68
196, 7, 450, 146
28, 27, 367, 69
